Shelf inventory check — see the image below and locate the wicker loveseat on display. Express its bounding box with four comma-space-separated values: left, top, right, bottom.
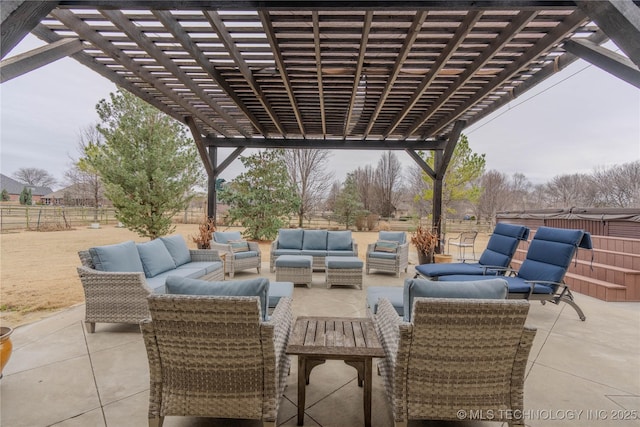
269, 229, 358, 272
77, 235, 224, 332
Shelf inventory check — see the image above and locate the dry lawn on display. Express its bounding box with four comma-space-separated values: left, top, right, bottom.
0, 224, 488, 327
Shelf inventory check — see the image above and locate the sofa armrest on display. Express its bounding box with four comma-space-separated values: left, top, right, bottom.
140, 320, 162, 420
248, 241, 261, 254
352, 241, 358, 256
209, 241, 232, 253
189, 249, 222, 262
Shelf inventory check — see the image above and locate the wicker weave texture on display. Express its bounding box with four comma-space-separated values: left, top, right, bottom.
275, 266, 312, 286
77, 248, 223, 332
325, 268, 363, 289
210, 241, 261, 278
374, 297, 535, 427
142, 295, 292, 426
366, 242, 409, 276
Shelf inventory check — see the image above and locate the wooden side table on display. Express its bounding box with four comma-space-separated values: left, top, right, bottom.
286, 317, 384, 427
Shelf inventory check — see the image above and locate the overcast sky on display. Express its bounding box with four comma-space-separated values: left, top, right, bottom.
1, 34, 638, 190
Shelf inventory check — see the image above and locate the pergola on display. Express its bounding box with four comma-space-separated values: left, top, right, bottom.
2, 1, 639, 237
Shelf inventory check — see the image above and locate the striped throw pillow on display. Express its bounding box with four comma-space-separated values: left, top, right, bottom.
374, 240, 398, 253
229, 239, 250, 253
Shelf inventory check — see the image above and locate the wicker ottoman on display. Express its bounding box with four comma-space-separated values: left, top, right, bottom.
275, 255, 313, 287
325, 256, 363, 289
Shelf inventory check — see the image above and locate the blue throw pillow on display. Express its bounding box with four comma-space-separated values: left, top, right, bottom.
403, 278, 508, 321
160, 235, 192, 267
137, 239, 177, 278
165, 276, 270, 320
89, 240, 145, 273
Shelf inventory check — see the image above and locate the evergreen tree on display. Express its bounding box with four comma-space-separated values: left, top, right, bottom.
1, 189, 9, 201
334, 173, 364, 230
87, 89, 200, 239
219, 150, 300, 240
19, 187, 33, 205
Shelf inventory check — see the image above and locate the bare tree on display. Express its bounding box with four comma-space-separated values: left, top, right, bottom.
64, 125, 105, 220
407, 163, 431, 218
508, 172, 532, 211
545, 173, 590, 208
373, 151, 403, 217
477, 170, 509, 225
325, 180, 341, 213
352, 165, 376, 212
12, 167, 56, 188
592, 161, 640, 207
284, 149, 333, 227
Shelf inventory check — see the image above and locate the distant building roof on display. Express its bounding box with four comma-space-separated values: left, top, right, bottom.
0, 173, 53, 196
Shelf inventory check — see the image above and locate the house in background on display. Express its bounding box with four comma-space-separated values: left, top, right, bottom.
0, 174, 52, 204
41, 183, 110, 207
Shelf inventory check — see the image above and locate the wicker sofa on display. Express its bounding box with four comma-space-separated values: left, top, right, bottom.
269, 229, 358, 272
77, 235, 224, 332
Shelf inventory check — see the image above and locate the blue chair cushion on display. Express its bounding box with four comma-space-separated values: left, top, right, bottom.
136, 239, 177, 278
275, 255, 313, 268
166, 276, 270, 320
325, 256, 363, 269
379, 231, 406, 244
366, 286, 404, 316
273, 248, 304, 257
403, 278, 508, 321
374, 240, 398, 253
477, 223, 529, 268
368, 251, 397, 260
268, 281, 293, 308
327, 250, 357, 256
213, 231, 242, 244
278, 229, 304, 249
302, 230, 328, 250
327, 230, 353, 251
89, 240, 145, 273
415, 262, 497, 278
438, 274, 557, 295
234, 250, 259, 260
160, 235, 192, 267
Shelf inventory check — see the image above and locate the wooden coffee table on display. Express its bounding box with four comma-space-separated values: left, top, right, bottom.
286, 317, 384, 427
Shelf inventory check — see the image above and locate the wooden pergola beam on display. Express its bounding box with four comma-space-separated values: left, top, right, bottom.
576, 0, 640, 68
203, 137, 446, 150
259, 10, 306, 136
424, 8, 588, 138
344, 11, 372, 138
383, 11, 482, 139
102, 9, 251, 138
153, 10, 267, 135
1, 0, 58, 59
405, 10, 537, 138
312, 11, 327, 137
563, 38, 640, 89
185, 116, 214, 177
204, 10, 285, 136
0, 37, 83, 83
363, 11, 428, 138
50, 8, 233, 138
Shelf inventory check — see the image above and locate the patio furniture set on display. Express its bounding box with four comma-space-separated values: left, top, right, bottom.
75, 224, 590, 426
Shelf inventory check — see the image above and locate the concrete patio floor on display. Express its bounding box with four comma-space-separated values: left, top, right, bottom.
2, 263, 639, 427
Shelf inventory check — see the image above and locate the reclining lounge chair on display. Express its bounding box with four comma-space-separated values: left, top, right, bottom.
414, 222, 529, 279
439, 226, 592, 321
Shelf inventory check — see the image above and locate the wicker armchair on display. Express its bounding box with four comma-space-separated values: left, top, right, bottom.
374, 297, 536, 427
141, 294, 293, 427
211, 231, 262, 278
77, 249, 223, 333
366, 231, 409, 277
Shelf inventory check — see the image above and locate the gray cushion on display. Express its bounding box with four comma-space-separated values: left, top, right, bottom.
368, 251, 397, 260
325, 256, 363, 269
302, 230, 328, 250
327, 231, 352, 251
166, 276, 270, 320
89, 240, 144, 273
327, 250, 357, 257
403, 278, 508, 321
160, 235, 191, 267
213, 231, 242, 244
278, 229, 304, 249
269, 281, 294, 308
137, 239, 177, 278
379, 231, 406, 244
234, 250, 259, 260
273, 249, 304, 257
301, 250, 327, 257
175, 261, 223, 275
275, 255, 313, 267
366, 286, 404, 316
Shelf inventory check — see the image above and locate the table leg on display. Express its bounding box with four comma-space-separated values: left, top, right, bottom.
364, 357, 373, 427
297, 356, 306, 426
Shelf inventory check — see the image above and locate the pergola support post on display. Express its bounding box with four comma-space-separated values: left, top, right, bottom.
207, 147, 217, 221
433, 151, 444, 253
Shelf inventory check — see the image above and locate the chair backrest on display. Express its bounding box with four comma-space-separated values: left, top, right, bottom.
517, 226, 591, 283
478, 223, 530, 268
404, 298, 531, 419
213, 230, 242, 243
144, 294, 268, 416
379, 231, 406, 244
